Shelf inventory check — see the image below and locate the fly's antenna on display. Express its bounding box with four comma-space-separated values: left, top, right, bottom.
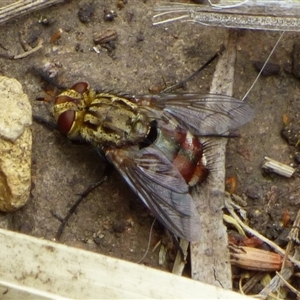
242, 31, 285, 101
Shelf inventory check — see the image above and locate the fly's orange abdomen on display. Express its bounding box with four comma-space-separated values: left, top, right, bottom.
173, 131, 209, 186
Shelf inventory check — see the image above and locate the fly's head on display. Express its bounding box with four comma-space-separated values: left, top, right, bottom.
53, 82, 94, 140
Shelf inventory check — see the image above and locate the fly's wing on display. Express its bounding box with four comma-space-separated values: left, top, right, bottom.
135, 93, 254, 136
106, 146, 201, 241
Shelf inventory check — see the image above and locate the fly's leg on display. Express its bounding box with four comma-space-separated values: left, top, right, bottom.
162, 45, 225, 92
52, 162, 114, 240
35, 117, 111, 240
32, 71, 111, 240
53, 176, 108, 240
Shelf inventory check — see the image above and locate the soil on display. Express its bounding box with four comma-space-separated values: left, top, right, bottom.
0, 0, 300, 288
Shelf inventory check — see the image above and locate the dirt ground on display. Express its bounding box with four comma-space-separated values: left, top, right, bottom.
0, 0, 300, 286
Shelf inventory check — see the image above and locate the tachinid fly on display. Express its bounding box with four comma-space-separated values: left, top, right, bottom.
53, 82, 254, 241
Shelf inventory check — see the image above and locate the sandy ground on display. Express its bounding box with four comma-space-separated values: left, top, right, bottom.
0, 0, 300, 287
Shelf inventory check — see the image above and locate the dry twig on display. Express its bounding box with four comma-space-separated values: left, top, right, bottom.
190, 29, 237, 290
259, 247, 300, 298
262, 157, 295, 178
14, 38, 43, 59
0, 0, 64, 26
225, 193, 300, 269
275, 271, 300, 298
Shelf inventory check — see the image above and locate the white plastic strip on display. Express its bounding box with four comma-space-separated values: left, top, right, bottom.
0, 228, 255, 299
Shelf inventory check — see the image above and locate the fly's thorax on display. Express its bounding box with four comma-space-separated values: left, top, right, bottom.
81, 95, 150, 147
53, 82, 150, 147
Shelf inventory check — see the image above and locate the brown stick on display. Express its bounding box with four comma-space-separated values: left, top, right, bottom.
190, 30, 238, 289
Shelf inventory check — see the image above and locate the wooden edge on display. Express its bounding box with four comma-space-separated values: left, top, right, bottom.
0, 228, 255, 299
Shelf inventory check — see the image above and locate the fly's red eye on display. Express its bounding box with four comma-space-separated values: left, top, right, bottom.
71, 82, 88, 94
55, 95, 75, 105
57, 110, 75, 135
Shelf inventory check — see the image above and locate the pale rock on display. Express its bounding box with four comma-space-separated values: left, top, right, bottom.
0, 76, 32, 212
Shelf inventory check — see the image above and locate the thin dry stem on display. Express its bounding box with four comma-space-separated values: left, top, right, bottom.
225, 193, 300, 269
0, 0, 64, 25
14, 39, 43, 59
275, 271, 300, 297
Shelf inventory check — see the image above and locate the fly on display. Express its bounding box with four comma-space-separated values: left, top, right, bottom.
52, 81, 254, 241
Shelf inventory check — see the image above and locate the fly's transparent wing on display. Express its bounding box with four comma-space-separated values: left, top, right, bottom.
135, 93, 254, 136
106, 146, 201, 241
